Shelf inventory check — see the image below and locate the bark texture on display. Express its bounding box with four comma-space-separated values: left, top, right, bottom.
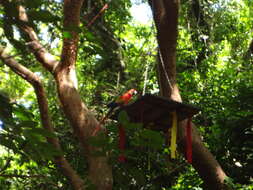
56, 1, 113, 189
0, 1, 113, 189
150, 0, 231, 189
0, 47, 84, 190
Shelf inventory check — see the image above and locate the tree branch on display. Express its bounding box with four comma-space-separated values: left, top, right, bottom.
59, 0, 84, 70
52, 1, 113, 189
1, 0, 113, 188
150, 0, 231, 189
0, 1, 58, 73
87, 3, 108, 27
0, 47, 85, 190
150, 0, 181, 101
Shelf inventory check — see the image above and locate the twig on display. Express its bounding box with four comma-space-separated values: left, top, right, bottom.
87, 4, 108, 27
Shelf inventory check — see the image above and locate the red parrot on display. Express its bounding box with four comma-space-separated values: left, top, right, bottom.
106, 89, 137, 163
107, 89, 137, 109
92, 89, 137, 136
101, 89, 137, 124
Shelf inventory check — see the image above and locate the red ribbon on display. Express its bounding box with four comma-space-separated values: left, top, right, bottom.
186, 118, 192, 163
118, 124, 126, 162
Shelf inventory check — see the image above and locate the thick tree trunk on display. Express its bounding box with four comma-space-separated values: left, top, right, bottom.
150, 0, 231, 189
54, 68, 113, 190
54, 1, 113, 189
1, 1, 113, 189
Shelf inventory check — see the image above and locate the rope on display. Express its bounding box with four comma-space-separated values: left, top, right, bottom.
158, 48, 173, 91
142, 61, 150, 96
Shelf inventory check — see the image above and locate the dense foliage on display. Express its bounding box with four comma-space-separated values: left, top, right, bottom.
0, 0, 252, 189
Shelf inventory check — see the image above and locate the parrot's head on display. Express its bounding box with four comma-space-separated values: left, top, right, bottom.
119, 89, 138, 105
128, 89, 137, 96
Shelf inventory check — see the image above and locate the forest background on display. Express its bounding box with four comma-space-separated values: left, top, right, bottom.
0, 0, 252, 189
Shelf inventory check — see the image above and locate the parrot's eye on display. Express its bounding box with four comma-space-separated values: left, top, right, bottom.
128, 89, 137, 95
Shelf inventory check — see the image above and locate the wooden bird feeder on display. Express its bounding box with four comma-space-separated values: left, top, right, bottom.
112, 94, 200, 132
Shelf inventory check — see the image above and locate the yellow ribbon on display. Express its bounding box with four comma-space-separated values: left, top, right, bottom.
170, 111, 177, 159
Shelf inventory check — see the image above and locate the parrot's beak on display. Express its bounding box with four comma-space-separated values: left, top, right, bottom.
131, 89, 137, 95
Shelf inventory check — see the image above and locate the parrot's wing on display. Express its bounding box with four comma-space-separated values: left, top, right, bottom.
107, 101, 118, 109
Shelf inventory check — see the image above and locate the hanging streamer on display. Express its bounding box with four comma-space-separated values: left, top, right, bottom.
186, 117, 192, 163
170, 111, 177, 159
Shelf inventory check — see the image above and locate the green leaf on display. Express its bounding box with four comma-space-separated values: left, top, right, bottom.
118, 111, 129, 125
88, 134, 107, 148
25, 0, 44, 8
30, 128, 56, 138
24, 128, 56, 139
85, 31, 96, 41
18, 120, 37, 128
139, 129, 164, 149
13, 105, 34, 121
127, 122, 142, 130
23, 129, 42, 143
224, 176, 236, 188
28, 10, 59, 22
35, 142, 63, 159
0, 135, 18, 152
63, 31, 72, 39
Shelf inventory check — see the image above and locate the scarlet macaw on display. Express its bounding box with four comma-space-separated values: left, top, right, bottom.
107, 89, 138, 109
106, 89, 137, 162
102, 89, 137, 123
92, 89, 137, 136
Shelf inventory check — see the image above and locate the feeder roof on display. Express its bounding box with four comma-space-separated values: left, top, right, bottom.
112, 94, 200, 132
